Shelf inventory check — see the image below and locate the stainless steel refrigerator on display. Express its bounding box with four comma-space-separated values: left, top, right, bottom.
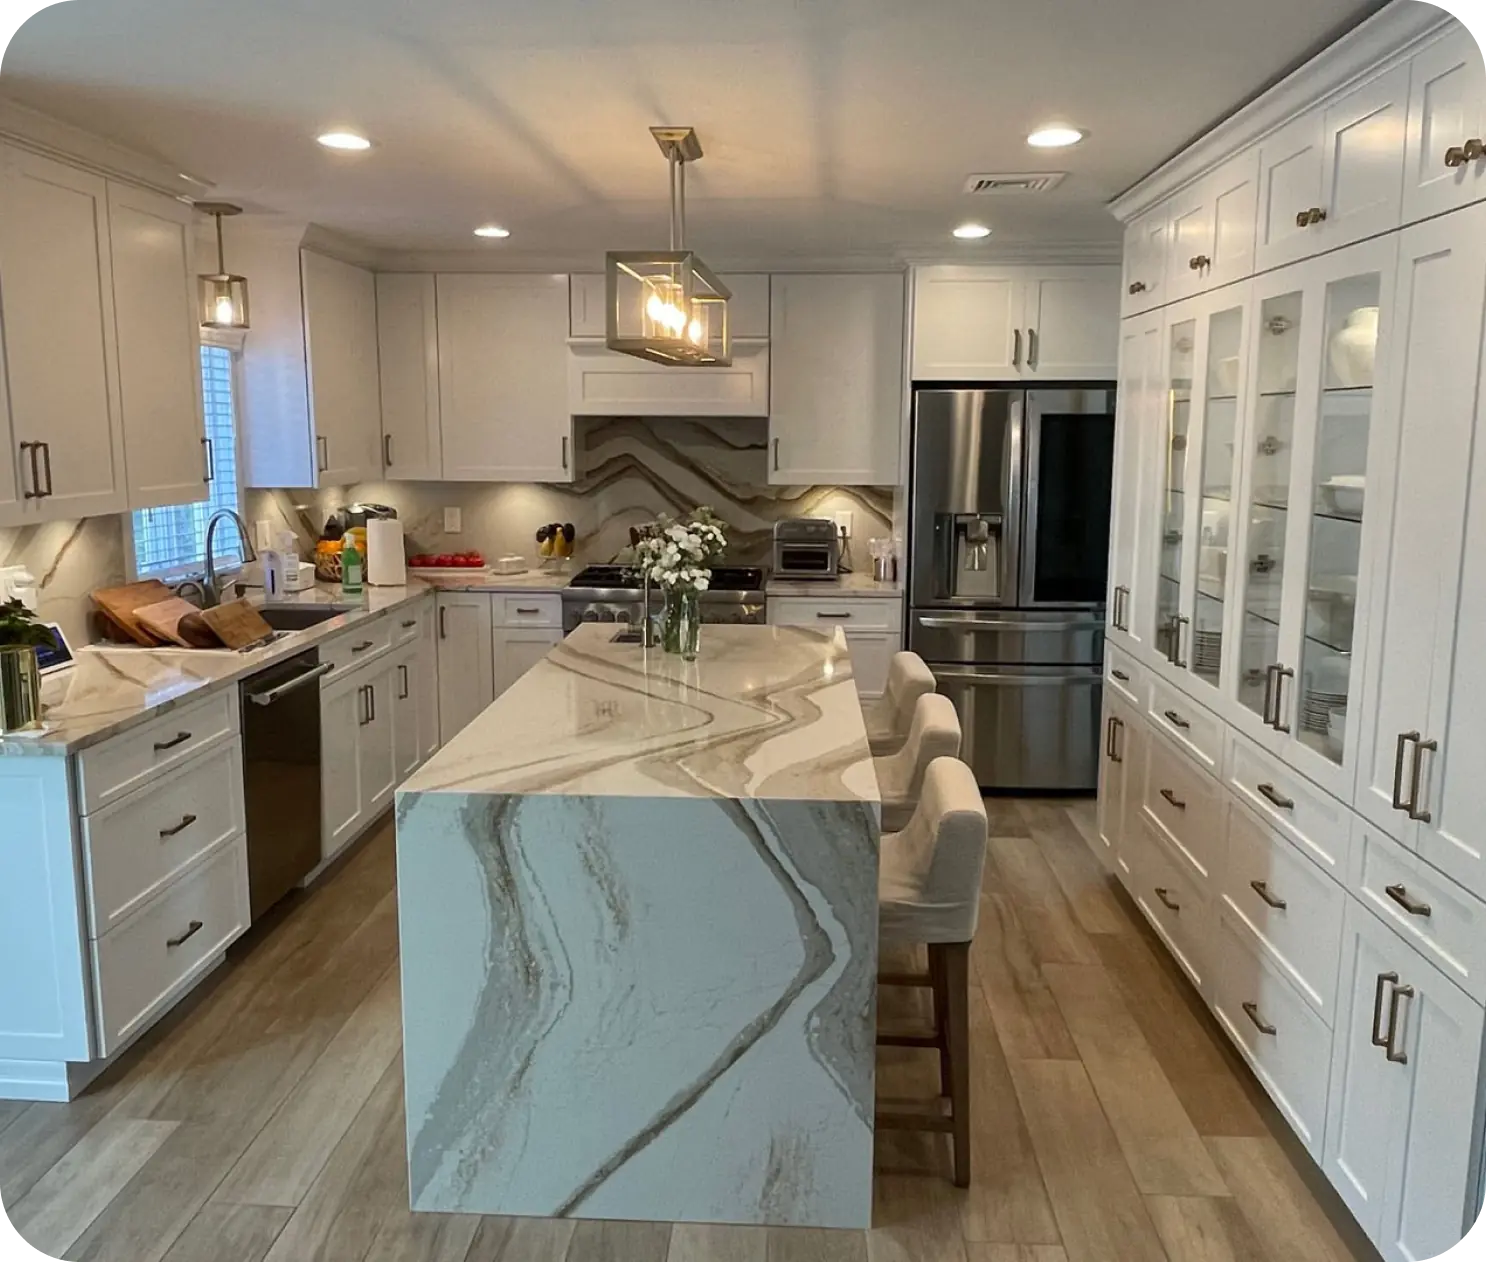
908, 388, 1115, 793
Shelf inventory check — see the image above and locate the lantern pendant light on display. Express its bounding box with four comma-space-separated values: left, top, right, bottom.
605, 127, 731, 366
196, 202, 250, 330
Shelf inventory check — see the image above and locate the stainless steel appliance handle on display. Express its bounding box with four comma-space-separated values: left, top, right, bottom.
1371, 971, 1399, 1047
916, 616, 1105, 632
1392, 732, 1420, 812
247, 661, 334, 706
1407, 737, 1437, 822
928, 667, 1100, 686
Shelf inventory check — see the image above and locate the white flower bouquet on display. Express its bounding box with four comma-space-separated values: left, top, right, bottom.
634, 509, 728, 657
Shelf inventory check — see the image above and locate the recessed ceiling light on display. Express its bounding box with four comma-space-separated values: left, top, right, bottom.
953, 223, 992, 240
474, 224, 511, 239
317, 131, 372, 151
1027, 125, 1084, 149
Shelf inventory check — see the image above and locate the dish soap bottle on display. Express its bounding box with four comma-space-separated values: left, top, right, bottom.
341, 533, 364, 596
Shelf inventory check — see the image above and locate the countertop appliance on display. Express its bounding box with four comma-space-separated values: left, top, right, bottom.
240, 650, 332, 920
909, 387, 1115, 793
562, 565, 766, 633
365, 518, 407, 587
772, 518, 841, 580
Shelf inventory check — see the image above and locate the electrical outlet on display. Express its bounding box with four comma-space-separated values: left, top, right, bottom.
834, 510, 853, 539
443, 507, 462, 533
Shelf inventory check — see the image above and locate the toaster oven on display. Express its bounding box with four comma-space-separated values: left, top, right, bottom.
772, 519, 841, 579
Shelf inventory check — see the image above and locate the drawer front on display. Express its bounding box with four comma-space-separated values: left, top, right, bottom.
1129, 817, 1211, 995
83, 738, 246, 938
92, 838, 249, 1056
495, 594, 563, 627
1226, 734, 1353, 878
1105, 645, 1143, 707
78, 690, 238, 814
1147, 675, 1223, 774
1142, 732, 1225, 880
1221, 800, 1347, 1021
768, 597, 900, 630
1357, 827, 1486, 1005
390, 601, 428, 645
1212, 914, 1333, 1155
321, 619, 393, 682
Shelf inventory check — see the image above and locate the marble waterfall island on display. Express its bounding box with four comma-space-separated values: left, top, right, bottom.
394, 624, 881, 1229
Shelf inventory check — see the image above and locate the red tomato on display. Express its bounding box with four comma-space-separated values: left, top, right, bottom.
435, 554, 455, 567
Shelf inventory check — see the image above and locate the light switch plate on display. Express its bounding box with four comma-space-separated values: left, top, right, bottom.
834, 510, 853, 538
444, 507, 462, 533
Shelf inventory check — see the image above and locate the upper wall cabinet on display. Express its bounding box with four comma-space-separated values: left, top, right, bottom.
1255, 63, 1409, 274
911, 265, 1120, 381
1167, 150, 1259, 304
438, 274, 572, 482
769, 273, 904, 486
300, 251, 382, 487
375, 273, 442, 481
1121, 206, 1170, 318
1402, 26, 1486, 224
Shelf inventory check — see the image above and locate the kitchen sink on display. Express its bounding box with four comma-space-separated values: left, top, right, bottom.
256, 604, 354, 630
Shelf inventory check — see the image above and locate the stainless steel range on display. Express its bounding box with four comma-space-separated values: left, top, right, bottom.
561, 565, 767, 633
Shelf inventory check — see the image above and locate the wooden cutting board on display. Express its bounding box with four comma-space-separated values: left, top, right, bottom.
198, 598, 274, 649
92, 580, 175, 646
133, 598, 225, 649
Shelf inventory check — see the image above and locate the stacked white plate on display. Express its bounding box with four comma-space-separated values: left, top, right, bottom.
1302, 688, 1347, 734
1194, 630, 1223, 675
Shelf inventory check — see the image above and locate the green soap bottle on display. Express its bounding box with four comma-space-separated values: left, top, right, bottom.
341, 537, 364, 595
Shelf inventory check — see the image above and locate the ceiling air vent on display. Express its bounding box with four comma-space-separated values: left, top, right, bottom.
963, 172, 1067, 194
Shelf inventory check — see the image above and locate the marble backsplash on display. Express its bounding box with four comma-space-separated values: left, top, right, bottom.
0, 516, 127, 647
244, 418, 896, 570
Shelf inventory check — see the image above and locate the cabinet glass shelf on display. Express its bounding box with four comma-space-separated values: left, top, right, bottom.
1242, 603, 1355, 657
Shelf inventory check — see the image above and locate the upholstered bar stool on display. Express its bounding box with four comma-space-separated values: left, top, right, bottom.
874, 693, 962, 832
863, 652, 937, 756
876, 755, 989, 1188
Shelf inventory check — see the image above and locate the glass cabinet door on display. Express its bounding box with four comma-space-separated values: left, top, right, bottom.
1153, 317, 1196, 662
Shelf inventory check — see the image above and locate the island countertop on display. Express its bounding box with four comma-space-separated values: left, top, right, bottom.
400, 621, 879, 805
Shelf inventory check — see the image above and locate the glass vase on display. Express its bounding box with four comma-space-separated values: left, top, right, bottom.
663, 586, 702, 660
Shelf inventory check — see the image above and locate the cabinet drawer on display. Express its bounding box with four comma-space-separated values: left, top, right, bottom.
92, 838, 249, 1056
1128, 817, 1211, 995
77, 690, 238, 814
321, 619, 393, 682
495, 594, 563, 627
1221, 800, 1346, 1022
82, 738, 245, 938
1105, 645, 1143, 707
1147, 675, 1223, 774
1357, 827, 1486, 1005
1142, 732, 1225, 880
390, 602, 428, 645
1212, 914, 1333, 1155
768, 596, 900, 630
1226, 733, 1353, 879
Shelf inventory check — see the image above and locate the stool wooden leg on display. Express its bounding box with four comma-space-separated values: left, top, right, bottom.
928, 944, 952, 1097
939, 941, 972, 1188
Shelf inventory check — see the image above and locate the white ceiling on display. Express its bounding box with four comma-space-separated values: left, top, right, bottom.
1, 0, 1381, 268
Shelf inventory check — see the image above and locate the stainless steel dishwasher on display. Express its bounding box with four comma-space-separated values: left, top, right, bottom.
240, 650, 332, 920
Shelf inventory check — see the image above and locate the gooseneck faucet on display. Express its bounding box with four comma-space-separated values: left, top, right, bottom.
203, 509, 258, 607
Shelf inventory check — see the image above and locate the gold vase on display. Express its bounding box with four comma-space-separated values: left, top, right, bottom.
0, 645, 43, 734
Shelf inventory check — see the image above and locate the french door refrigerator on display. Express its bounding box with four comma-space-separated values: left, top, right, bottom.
908, 388, 1115, 792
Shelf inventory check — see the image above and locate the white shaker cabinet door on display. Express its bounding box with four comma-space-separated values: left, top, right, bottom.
1403, 27, 1486, 225
436, 593, 495, 744
1255, 112, 1326, 274
376, 273, 442, 480
301, 251, 382, 487
1109, 311, 1160, 655
1316, 62, 1409, 252
1021, 267, 1120, 379
0, 143, 126, 522
1119, 205, 1168, 318
418, 607, 441, 763
358, 664, 398, 822
911, 267, 1024, 380
0, 311, 19, 527
321, 672, 366, 862
392, 641, 422, 782
107, 182, 206, 511
493, 626, 563, 697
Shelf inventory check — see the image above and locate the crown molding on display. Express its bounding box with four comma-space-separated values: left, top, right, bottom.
900, 240, 1123, 267
369, 247, 910, 275
1108, 0, 1452, 223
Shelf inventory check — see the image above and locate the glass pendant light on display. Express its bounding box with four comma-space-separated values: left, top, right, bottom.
606, 127, 731, 366
196, 202, 250, 329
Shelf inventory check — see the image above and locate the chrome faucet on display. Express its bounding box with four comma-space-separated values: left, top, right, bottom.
203, 510, 258, 607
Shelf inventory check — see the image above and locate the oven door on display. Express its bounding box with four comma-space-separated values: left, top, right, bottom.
774, 543, 836, 577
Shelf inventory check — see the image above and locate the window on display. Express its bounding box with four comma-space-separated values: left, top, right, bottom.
132, 344, 242, 577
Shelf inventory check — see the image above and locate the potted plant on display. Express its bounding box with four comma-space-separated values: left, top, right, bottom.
0, 598, 50, 734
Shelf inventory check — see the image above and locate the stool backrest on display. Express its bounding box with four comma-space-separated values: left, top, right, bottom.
888, 756, 989, 942
880, 693, 961, 800
882, 652, 936, 737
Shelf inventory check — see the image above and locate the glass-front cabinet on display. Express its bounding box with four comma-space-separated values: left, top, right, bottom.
1225, 237, 1396, 799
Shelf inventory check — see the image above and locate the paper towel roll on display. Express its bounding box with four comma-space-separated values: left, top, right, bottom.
365, 518, 407, 587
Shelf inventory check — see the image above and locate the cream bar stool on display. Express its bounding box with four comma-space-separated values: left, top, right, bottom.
876, 756, 989, 1188
863, 652, 937, 756
874, 693, 962, 832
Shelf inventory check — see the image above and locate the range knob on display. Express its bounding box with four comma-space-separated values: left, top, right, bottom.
581, 609, 599, 623
600, 609, 617, 623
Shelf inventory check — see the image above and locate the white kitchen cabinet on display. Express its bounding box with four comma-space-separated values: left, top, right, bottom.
1120, 204, 1169, 318
357, 663, 397, 823
1095, 692, 1137, 874
392, 640, 421, 783
1324, 900, 1485, 1260
911, 266, 1119, 381
1402, 27, 1486, 225
0, 312, 16, 524
437, 274, 571, 481
301, 250, 382, 486
1108, 310, 1161, 654
769, 273, 903, 486
417, 607, 440, 764
494, 626, 563, 697
766, 595, 902, 698
107, 182, 206, 511
436, 592, 495, 744
320, 669, 366, 861
1166, 149, 1259, 303
0, 143, 127, 523
376, 273, 442, 480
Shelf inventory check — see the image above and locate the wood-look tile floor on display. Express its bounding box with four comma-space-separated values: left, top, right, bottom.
0, 801, 1381, 1262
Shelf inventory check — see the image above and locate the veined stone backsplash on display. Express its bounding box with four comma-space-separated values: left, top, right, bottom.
0, 516, 127, 647
244, 418, 897, 569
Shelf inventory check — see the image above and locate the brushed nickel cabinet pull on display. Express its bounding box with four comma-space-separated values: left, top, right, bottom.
159, 814, 197, 839
1385, 884, 1431, 918
1271, 665, 1294, 734
167, 920, 204, 949
1012, 328, 1023, 368
1262, 663, 1280, 727
1154, 887, 1181, 913
816, 611, 852, 620
439, 607, 448, 639
20, 442, 39, 500
1256, 782, 1295, 811
1112, 669, 1130, 682
515, 607, 541, 615
1163, 708, 1191, 730
1407, 737, 1437, 822
366, 683, 376, 723
398, 663, 410, 701
401, 619, 417, 629
1308, 207, 1327, 225
1242, 1001, 1277, 1036
39, 442, 53, 497
1446, 145, 1467, 168
1129, 281, 1147, 294
1027, 328, 1039, 369
1386, 983, 1414, 1064
1465, 138, 1485, 162
153, 731, 193, 753
1392, 731, 1419, 811
316, 435, 329, 474
384, 434, 393, 468
1296, 209, 1312, 228
1172, 615, 1190, 669
1372, 971, 1399, 1048
1106, 716, 1124, 763
1250, 879, 1287, 910
773, 438, 781, 472
202, 437, 215, 483
561, 435, 569, 471
1159, 788, 1186, 811
352, 640, 374, 653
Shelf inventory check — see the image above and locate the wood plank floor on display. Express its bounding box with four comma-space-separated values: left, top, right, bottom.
0, 801, 1381, 1262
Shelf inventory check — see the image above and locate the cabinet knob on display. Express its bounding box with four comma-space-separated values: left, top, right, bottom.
1188, 255, 1211, 272
1128, 281, 1146, 295
1446, 144, 1468, 168
1465, 138, 1485, 162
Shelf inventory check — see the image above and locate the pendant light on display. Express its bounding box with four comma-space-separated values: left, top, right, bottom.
605, 127, 731, 366
196, 202, 250, 330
